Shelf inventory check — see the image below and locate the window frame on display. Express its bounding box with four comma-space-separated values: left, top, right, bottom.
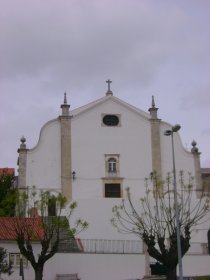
9, 253, 28, 268
108, 158, 117, 173
105, 154, 120, 177
101, 114, 121, 127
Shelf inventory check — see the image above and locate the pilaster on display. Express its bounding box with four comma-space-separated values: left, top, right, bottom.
191, 140, 202, 198
148, 96, 162, 180
60, 93, 72, 202
17, 136, 27, 190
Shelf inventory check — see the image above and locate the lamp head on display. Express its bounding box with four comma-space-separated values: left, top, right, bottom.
164, 130, 172, 136
172, 124, 181, 132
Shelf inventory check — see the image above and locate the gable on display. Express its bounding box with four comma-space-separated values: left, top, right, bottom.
71, 95, 150, 121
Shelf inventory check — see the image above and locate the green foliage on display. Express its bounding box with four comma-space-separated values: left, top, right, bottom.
0, 247, 13, 276
0, 174, 16, 216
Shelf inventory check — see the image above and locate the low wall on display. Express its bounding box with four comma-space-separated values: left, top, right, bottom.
2, 253, 210, 280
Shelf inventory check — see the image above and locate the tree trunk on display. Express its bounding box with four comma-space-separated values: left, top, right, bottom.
166, 267, 176, 280
35, 265, 44, 280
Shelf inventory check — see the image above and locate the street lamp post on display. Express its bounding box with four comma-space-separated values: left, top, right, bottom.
164, 124, 183, 280
19, 254, 24, 280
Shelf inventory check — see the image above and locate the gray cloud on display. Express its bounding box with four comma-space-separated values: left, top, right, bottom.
0, 0, 210, 168
1, 1, 207, 83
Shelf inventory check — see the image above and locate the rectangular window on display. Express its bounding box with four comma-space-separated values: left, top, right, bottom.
105, 154, 120, 177
9, 253, 28, 267
105, 183, 121, 198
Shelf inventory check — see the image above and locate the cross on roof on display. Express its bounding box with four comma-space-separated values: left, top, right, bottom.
106, 79, 112, 91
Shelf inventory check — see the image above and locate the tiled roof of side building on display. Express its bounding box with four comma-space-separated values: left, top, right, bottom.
0, 168, 15, 176
0, 217, 44, 241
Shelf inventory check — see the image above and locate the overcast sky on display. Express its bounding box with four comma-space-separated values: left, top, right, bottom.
0, 0, 210, 172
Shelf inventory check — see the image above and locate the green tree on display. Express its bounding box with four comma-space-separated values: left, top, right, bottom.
0, 173, 16, 216
0, 247, 13, 279
112, 172, 210, 280
2, 189, 88, 280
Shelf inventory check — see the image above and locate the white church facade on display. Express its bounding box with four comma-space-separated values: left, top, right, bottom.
8, 82, 209, 279
17, 83, 202, 203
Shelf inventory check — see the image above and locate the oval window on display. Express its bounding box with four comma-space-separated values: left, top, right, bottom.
103, 115, 119, 126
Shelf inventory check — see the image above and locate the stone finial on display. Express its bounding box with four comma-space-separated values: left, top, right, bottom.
191, 140, 200, 154
148, 95, 158, 119
61, 92, 70, 116
64, 92, 67, 104
106, 79, 113, 96
20, 136, 26, 149
152, 95, 155, 108
191, 140, 202, 197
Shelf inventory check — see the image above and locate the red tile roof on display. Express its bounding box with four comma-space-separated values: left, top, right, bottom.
0, 217, 44, 241
0, 168, 15, 176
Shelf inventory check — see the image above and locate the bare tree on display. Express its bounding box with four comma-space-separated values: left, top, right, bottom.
1, 189, 88, 280
112, 172, 210, 280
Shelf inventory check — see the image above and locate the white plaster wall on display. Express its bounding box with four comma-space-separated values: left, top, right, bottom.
182, 254, 210, 277
26, 119, 61, 191
45, 254, 210, 280
191, 216, 210, 243
71, 99, 152, 200
2, 242, 210, 280
45, 253, 146, 280
68, 99, 208, 244
66, 198, 143, 240
66, 198, 209, 245
160, 122, 195, 182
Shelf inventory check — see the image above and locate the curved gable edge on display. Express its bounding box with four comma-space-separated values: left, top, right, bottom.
27, 118, 60, 152
160, 120, 194, 157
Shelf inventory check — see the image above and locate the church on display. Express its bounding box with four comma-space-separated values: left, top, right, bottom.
12, 81, 209, 279
17, 81, 202, 203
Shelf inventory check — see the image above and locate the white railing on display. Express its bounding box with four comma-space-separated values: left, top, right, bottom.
59, 239, 143, 254
59, 239, 209, 255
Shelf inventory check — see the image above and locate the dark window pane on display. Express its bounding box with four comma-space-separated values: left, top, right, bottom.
105, 184, 121, 197
103, 115, 119, 126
